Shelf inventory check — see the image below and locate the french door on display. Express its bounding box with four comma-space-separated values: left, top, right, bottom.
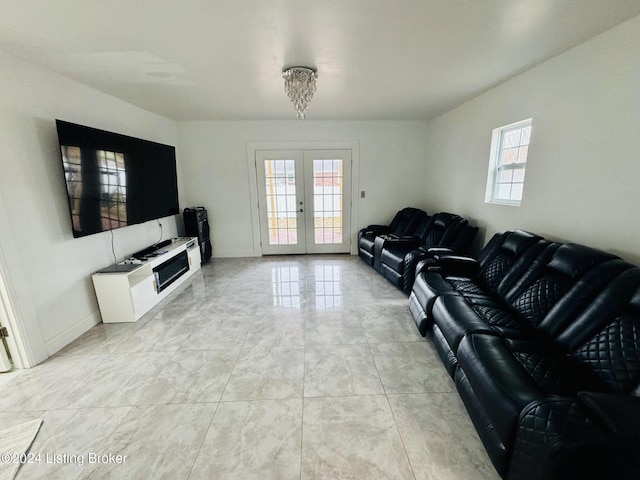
256, 149, 352, 255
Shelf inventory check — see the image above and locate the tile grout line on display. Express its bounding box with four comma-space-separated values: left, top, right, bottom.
384, 394, 419, 480
364, 329, 418, 478
300, 308, 308, 480
185, 263, 248, 480
184, 402, 221, 480
361, 265, 419, 480
6, 256, 478, 479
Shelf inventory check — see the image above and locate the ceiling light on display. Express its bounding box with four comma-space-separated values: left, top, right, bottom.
282, 67, 317, 119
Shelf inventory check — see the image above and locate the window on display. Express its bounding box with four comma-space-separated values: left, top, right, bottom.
485, 118, 532, 206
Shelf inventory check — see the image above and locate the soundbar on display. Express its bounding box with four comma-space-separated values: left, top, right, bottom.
133, 239, 173, 259
155, 239, 172, 249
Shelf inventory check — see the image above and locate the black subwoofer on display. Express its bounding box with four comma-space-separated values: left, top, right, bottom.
183, 207, 212, 263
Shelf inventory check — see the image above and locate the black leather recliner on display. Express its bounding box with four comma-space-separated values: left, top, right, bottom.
408, 232, 640, 479
431, 243, 629, 366
357, 207, 427, 266
456, 266, 640, 479
373, 212, 478, 293
409, 230, 547, 336
400, 223, 478, 294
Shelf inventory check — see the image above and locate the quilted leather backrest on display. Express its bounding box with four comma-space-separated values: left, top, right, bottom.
536, 259, 634, 339
545, 243, 618, 280
446, 224, 478, 254
388, 209, 408, 231
478, 251, 516, 294
475, 230, 545, 296
390, 207, 427, 235
507, 243, 618, 329
413, 215, 434, 240
559, 268, 640, 394
421, 212, 461, 247
501, 230, 544, 257
474, 229, 542, 266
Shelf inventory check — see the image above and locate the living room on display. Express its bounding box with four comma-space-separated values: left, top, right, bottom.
0, 2, 638, 479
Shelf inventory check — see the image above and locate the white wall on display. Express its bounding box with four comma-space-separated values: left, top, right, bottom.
422, 16, 640, 262
178, 121, 430, 257
0, 50, 179, 363
4, 14, 638, 365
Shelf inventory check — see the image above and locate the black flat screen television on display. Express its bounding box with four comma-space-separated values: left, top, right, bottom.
56, 120, 179, 238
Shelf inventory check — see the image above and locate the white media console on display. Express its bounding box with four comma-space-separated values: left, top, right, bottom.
92, 237, 202, 323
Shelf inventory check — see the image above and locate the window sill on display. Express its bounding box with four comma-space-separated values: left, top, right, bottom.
486, 199, 521, 207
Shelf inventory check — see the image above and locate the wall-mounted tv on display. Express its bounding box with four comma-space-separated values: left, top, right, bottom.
56, 120, 179, 238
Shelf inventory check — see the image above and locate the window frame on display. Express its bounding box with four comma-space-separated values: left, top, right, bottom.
485, 118, 532, 207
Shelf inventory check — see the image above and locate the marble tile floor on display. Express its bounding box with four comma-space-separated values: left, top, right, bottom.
0, 255, 499, 479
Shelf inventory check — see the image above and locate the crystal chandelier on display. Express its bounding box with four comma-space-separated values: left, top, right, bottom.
282, 67, 317, 119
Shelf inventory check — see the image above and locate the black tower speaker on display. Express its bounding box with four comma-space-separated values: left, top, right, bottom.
183, 207, 212, 264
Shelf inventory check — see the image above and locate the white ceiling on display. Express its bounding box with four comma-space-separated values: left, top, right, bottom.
2, 1, 639, 121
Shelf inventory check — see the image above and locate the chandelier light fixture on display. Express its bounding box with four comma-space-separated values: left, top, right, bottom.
282, 66, 317, 119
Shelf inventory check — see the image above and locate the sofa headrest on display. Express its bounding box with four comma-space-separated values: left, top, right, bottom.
432, 212, 460, 229
501, 230, 543, 256
547, 243, 619, 280
399, 207, 422, 218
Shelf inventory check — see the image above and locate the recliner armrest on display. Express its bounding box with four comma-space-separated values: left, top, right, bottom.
428, 255, 479, 277
578, 392, 640, 440
383, 235, 421, 248
418, 246, 454, 256
364, 225, 391, 234
510, 397, 640, 480
412, 248, 459, 277
389, 234, 420, 241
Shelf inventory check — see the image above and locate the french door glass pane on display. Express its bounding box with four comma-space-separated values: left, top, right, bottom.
264, 159, 298, 245
312, 159, 343, 244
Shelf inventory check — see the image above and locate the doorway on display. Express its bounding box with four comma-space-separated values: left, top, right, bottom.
256, 149, 352, 255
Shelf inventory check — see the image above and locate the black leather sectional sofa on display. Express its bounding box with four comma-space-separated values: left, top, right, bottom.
408, 230, 640, 479
358, 208, 478, 293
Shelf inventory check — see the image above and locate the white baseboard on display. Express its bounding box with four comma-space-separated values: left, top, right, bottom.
44, 310, 102, 356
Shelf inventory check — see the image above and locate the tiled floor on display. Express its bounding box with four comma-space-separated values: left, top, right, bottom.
0, 255, 499, 479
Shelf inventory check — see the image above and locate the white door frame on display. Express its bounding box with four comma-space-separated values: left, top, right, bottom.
0, 287, 12, 371
0, 267, 29, 369
0, 195, 48, 368
246, 141, 360, 256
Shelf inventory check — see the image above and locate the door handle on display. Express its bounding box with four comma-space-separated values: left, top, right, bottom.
299, 208, 304, 213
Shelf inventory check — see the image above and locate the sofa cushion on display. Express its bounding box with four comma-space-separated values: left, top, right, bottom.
572, 315, 640, 393
457, 334, 604, 453
456, 334, 546, 446
408, 232, 550, 333
390, 207, 428, 235
380, 245, 409, 272
432, 295, 505, 352
358, 233, 375, 253
432, 253, 631, 360
508, 347, 602, 396
546, 266, 640, 395
506, 397, 637, 480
